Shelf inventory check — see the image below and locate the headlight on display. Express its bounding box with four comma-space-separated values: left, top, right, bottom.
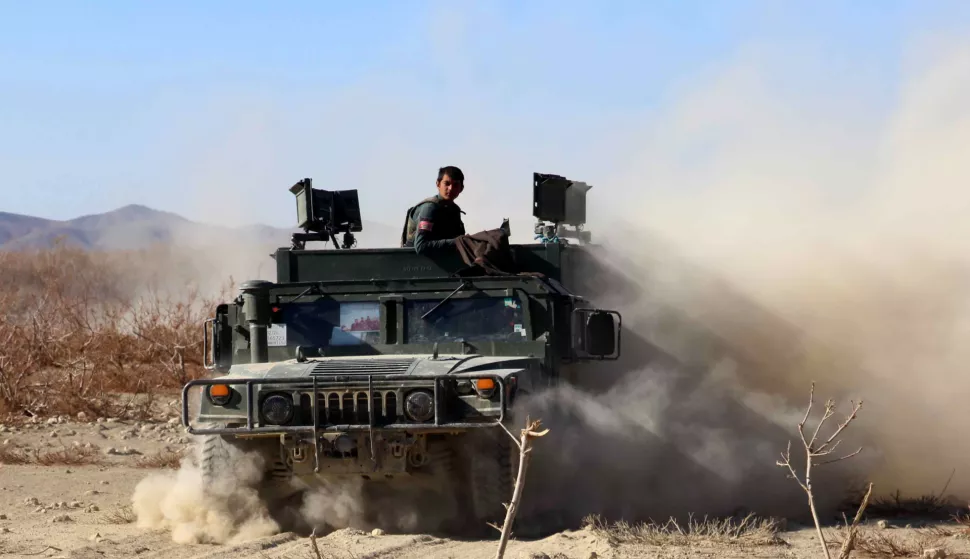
456, 379, 473, 395
260, 393, 294, 425
404, 390, 434, 423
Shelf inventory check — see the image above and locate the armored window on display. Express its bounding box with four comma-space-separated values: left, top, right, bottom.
268, 300, 381, 349
405, 296, 527, 343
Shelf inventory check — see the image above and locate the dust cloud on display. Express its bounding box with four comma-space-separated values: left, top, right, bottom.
132, 447, 279, 545
511, 36, 970, 526
297, 479, 368, 532
133, 438, 463, 544
296, 475, 464, 535
136, 28, 970, 542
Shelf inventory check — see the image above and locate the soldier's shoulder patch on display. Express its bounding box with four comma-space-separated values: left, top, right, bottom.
419, 220, 433, 231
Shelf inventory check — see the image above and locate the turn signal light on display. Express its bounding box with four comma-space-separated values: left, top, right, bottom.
475, 378, 497, 399
209, 384, 230, 398
207, 384, 233, 406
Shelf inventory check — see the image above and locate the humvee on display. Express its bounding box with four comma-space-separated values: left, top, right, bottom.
181, 173, 622, 531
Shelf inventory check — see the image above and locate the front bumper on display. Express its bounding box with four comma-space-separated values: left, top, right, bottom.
181, 374, 508, 471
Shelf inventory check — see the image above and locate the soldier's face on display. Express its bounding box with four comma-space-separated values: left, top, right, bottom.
437, 174, 463, 201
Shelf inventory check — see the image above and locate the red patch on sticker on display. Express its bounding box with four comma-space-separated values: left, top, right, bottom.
419, 220, 433, 231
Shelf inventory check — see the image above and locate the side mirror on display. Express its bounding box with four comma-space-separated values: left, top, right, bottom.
205, 304, 233, 372
571, 308, 621, 360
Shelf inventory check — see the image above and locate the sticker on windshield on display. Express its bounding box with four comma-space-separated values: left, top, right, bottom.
332, 302, 380, 346
267, 324, 287, 347
513, 324, 525, 336
504, 298, 520, 309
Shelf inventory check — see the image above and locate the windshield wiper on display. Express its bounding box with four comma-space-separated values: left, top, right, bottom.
286, 283, 322, 305
421, 280, 470, 320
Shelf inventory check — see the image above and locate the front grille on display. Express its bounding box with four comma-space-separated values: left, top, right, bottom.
299, 390, 400, 425
310, 358, 415, 376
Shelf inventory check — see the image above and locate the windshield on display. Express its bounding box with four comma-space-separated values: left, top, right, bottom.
406, 296, 527, 343
264, 295, 528, 350
268, 300, 380, 350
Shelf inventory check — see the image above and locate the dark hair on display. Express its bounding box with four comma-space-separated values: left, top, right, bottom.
437, 166, 464, 183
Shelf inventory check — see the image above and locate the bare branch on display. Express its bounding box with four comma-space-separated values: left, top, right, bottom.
494, 417, 549, 559
494, 419, 524, 451
837, 482, 874, 559
807, 399, 835, 450
776, 442, 809, 493
796, 382, 815, 445
822, 400, 864, 449
776, 383, 868, 559
309, 528, 322, 559
800, 382, 815, 427
817, 447, 863, 466
816, 438, 843, 456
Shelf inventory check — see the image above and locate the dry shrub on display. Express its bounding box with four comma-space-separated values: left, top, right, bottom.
34, 445, 104, 466
830, 526, 953, 557
865, 490, 959, 519
841, 472, 961, 520
0, 242, 232, 419
134, 449, 185, 469
0, 444, 104, 466
953, 509, 970, 529
102, 504, 136, 525
582, 513, 785, 548
0, 445, 32, 465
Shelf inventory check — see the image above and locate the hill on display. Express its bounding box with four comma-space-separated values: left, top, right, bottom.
0, 204, 398, 252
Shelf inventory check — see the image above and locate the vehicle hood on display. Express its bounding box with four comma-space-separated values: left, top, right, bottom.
224, 354, 538, 380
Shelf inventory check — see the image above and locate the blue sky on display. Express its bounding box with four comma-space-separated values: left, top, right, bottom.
1, 1, 967, 235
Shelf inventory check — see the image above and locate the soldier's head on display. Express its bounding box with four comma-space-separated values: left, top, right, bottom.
436, 166, 464, 201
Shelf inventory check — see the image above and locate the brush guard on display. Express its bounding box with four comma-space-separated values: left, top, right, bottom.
180, 374, 507, 473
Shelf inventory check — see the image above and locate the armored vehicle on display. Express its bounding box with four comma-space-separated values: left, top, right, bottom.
181, 173, 622, 531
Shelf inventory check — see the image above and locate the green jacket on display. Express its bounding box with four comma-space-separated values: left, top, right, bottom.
400, 195, 466, 254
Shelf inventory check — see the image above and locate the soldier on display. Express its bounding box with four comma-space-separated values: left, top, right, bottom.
401, 166, 467, 254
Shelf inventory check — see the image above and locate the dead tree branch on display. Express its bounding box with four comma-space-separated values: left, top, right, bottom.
493, 416, 549, 559
837, 482, 873, 559
309, 528, 322, 559
776, 381, 867, 559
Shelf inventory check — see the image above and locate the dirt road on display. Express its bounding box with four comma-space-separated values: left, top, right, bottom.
1, 414, 967, 559
0, 454, 615, 559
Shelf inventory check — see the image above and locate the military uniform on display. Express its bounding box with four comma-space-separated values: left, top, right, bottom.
400, 195, 466, 254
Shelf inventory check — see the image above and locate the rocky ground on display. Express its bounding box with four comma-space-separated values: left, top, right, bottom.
0, 401, 190, 463
0, 399, 968, 558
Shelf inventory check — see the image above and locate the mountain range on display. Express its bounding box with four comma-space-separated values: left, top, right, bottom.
0, 204, 397, 251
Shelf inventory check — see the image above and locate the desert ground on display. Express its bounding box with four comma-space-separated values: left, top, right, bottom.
0, 397, 967, 559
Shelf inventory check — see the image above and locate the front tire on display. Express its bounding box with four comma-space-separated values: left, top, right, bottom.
195, 424, 289, 500
198, 433, 233, 487
460, 429, 519, 534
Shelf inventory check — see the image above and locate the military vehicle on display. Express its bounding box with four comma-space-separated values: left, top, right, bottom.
181, 173, 622, 531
